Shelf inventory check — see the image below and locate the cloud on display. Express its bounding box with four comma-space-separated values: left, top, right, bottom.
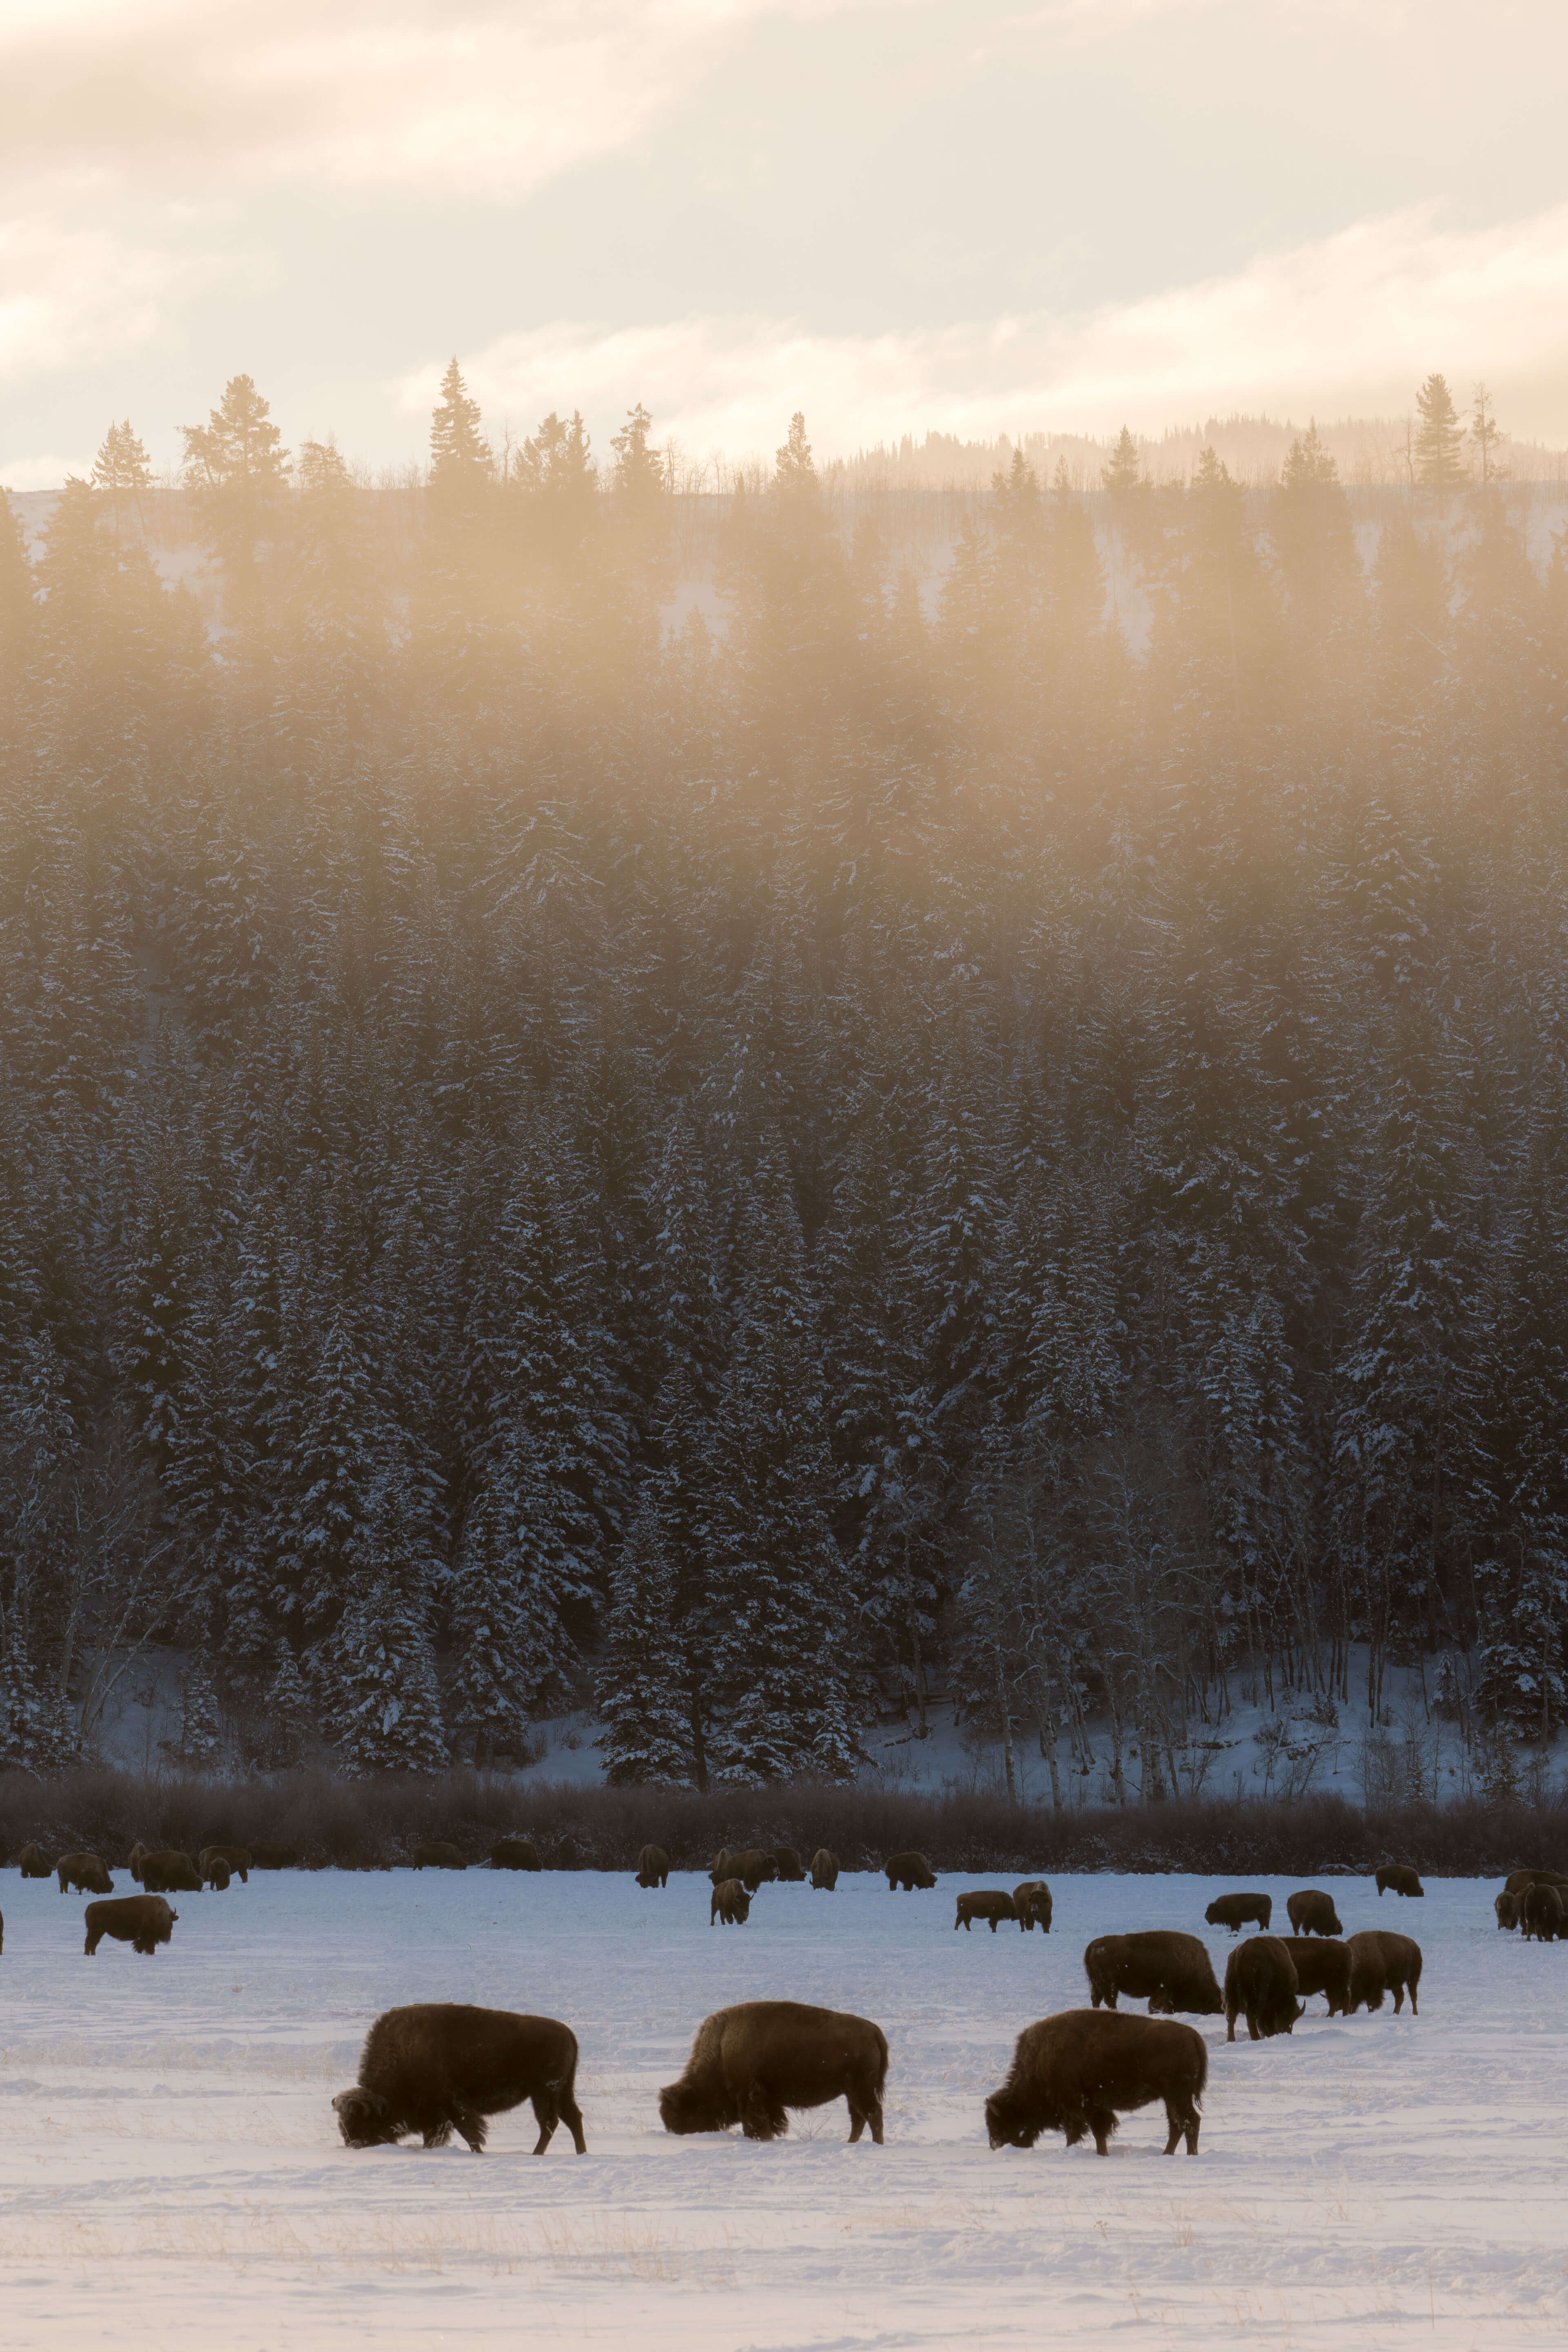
408, 200, 1568, 457
0, 215, 239, 381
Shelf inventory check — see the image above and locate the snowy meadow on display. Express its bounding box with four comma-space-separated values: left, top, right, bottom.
1, 1864, 1564, 2349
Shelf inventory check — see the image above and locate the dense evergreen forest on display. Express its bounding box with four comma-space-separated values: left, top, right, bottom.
2, 369, 1566, 1792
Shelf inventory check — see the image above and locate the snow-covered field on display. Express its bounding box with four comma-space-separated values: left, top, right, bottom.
1, 1865, 1562, 2350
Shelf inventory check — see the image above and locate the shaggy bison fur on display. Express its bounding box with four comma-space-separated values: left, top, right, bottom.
1376, 1865, 1425, 1898
1283, 1936, 1352, 2013
885, 1851, 937, 1891
708, 1849, 732, 1885
985, 2009, 1206, 2157
140, 1850, 203, 1895
1523, 1884, 1566, 1941
771, 1847, 807, 1882
207, 1858, 231, 1891
84, 1894, 177, 1956
1084, 1930, 1224, 2017
955, 1889, 1017, 1933
636, 1844, 670, 1888
810, 1848, 840, 1891
1286, 1889, 1342, 1937
127, 1840, 149, 1883
1495, 1890, 1521, 1931
333, 2004, 585, 2154
1224, 1937, 1303, 2041
1014, 1880, 1053, 1932
200, 1845, 251, 1883
1347, 1928, 1423, 2014
489, 1837, 541, 1871
658, 2000, 888, 2144
56, 1852, 113, 1896
1205, 1891, 1272, 1934
723, 1849, 779, 1893
1504, 1867, 1568, 1898
18, 1842, 51, 1880
248, 1842, 300, 1870
413, 1840, 465, 1871
711, 1877, 751, 1925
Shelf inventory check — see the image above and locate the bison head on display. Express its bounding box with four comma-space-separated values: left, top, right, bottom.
983, 2090, 1041, 2151
333, 2088, 397, 2148
658, 2080, 734, 2136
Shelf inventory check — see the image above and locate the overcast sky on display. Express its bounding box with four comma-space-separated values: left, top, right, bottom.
3, 0, 1568, 487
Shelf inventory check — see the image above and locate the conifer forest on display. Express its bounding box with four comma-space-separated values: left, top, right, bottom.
3, 372, 1567, 1796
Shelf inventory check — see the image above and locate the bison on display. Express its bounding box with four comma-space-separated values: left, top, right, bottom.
1284, 1936, 1352, 2014
1347, 1928, 1422, 2014
84, 1894, 177, 1956
56, 1852, 113, 1896
708, 1849, 733, 1885
1495, 1890, 1521, 1931
810, 1848, 840, 1891
1224, 1936, 1303, 2042
208, 1857, 231, 1891
199, 1845, 251, 1884
1504, 1867, 1568, 1898
885, 1851, 936, 1891
658, 2000, 887, 2144
18, 1843, 50, 1880
711, 1878, 751, 1926
140, 1850, 203, 1895
489, 1837, 541, 1872
985, 2009, 1206, 2157
1084, 1930, 1224, 2017
1205, 1891, 1272, 1934
1375, 1865, 1424, 1898
955, 1889, 1017, 1934
1523, 1884, 1566, 1942
636, 1844, 670, 1889
332, 2004, 585, 2154
248, 1842, 300, 1870
127, 1840, 149, 1883
723, 1849, 779, 1894
1286, 1889, 1342, 1937
771, 1847, 807, 1882
1014, 1880, 1053, 1933
413, 1840, 465, 1871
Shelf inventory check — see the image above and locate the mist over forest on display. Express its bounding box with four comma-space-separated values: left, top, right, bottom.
2, 366, 1566, 1800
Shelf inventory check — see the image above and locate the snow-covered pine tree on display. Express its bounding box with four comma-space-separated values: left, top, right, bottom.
330, 1471, 448, 1774
596, 1493, 688, 1785
261, 1640, 315, 1769
164, 1658, 224, 1769
269, 1302, 388, 1640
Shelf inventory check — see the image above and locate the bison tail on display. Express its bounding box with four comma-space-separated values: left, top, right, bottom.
870, 2024, 890, 2096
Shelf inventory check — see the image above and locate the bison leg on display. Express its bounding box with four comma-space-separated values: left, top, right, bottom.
84, 1930, 100, 1956
1408, 1980, 1419, 2015
1087, 2105, 1117, 2156
739, 2085, 787, 2141
558, 2091, 587, 2155
1225, 2007, 1238, 2043
989, 1916, 1000, 1933
1246, 2007, 1262, 2042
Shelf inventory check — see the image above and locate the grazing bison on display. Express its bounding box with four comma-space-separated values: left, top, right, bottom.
1014, 1880, 1053, 1932
724, 1849, 779, 1894
18, 1843, 51, 1880
140, 1850, 202, 1895
885, 1851, 936, 1891
1504, 1867, 1568, 1898
207, 1857, 231, 1891
1375, 1865, 1424, 1898
1224, 1936, 1303, 2042
771, 1847, 807, 1882
711, 1878, 751, 1926
199, 1845, 251, 1884
333, 2004, 585, 2154
636, 1844, 670, 1889
1284, 1936, 1352, 2014
1523, 1884, 1566, 1942
1205, 1891, 1272, 1934
489, 1837, 541, 1872
248, 1842, 300, 1870
810, 1848, 840, 1891
413, 1840, 465, 1871
985, 2010, 1206, 2156
84, 1894, 177, 1956
955, 1889, 1017, 1934
1084, 1931, 1224, 2017
1286, 1889, 1342, 1937
1495, 1890, 1521, 1931
1347, 1928, 1422, 2014
658, 2000, 887, 2144
56, 1852, 113, 1896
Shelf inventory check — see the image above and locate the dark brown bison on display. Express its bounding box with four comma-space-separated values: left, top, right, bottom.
636, 1844, 670, 1889
141, 1850, 203, 1894
711, 1878, 751, 1925
57, 1852, 113, 1896
1504, 1867, 1568, 1898
1286, 1889, 1342, 1937
1523, 1884, 1566, 1942
1284, 1936, 1352, 2013
885, 1851, 936, 1891
333, 2004, 585, 2154
658, 2000, 887, 2144
1205, 1891, 1272, 1934
955, 1889, 1017, 1933
771, 1847, 807, 1882
489, 1837, 541, 1872
18, 1843, 51, 1880
1495, 1890, 1520, 1931
413, 1840, 465, 1871
1014, 1880, 1053, 1932
207, 1857, 231, 1891
724, 1849, 779, 1893
708, 1849, 733, 1885
1375, 1865, 1424, 1898
199, 1845, 251, 1884
810, 1848, 840, 1890
248, 1842, 300, 1870
84, 1894, 177, 1956
985, 2009, 1206, 2156
1084, 1930, 1224, 2017
1347, 1928, 1422, 2014
1224, 1936, 1303, 2041
127, 1840, 149, 1883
